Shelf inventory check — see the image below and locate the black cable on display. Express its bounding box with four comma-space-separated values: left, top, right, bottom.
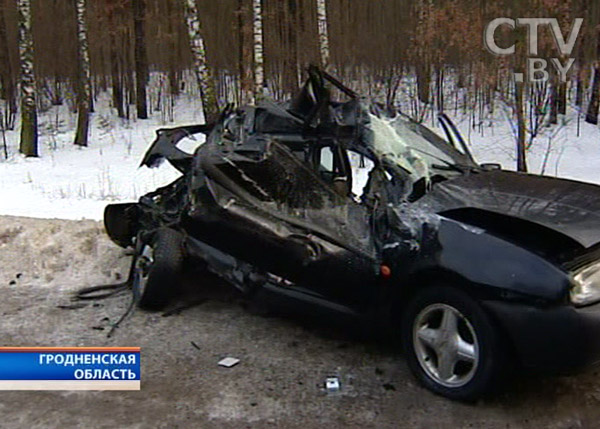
106, 293, 136, 338
74, 282, 129, 300
73, 232, 145, 337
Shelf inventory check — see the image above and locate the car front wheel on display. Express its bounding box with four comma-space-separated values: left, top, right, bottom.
401, 285, 507, 401
132, 228, 184, 311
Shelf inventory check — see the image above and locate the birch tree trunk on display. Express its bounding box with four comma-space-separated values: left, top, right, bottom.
74, 0, 91, 147
182, 0, 218, 122
252, 0, 265, 100
17, 0, 37, 157
316, 0, 330, 70
133, 0, 148, 119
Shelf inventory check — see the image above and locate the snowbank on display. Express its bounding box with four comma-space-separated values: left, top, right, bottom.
0, 92, 205, 220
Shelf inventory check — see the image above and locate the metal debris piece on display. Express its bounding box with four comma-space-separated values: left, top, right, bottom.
325, 376, 340, 393
218, 357, 240, 368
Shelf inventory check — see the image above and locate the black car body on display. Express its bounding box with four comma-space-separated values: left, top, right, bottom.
104, 68, 600, 400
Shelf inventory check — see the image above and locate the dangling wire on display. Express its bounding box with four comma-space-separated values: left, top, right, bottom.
72, 232, 145, 338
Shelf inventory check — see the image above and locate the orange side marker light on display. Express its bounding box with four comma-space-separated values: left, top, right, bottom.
380, 264, 392, 280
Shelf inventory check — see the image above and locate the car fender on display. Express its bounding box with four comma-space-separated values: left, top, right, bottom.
405, 218, 572, 303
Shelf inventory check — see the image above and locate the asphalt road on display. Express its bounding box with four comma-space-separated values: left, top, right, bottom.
0, 215, 599, 428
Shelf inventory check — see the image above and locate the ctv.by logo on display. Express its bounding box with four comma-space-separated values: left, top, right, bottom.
484, 18, 583, 83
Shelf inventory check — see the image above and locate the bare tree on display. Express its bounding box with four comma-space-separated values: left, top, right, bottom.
252, 0, 265, 99
133, 0, 148, 119
280, 0, 299, 94
549, 82, 558, 125
414, 0, 432, 104
514, 80, 528, 172
237, 0, 254, 105
0, 106, 7, 159
182, 0, 218, 122
166, 0, 180, 97
0, 0, 16, 130
315, 0, 329, 69
586, 18, 600, 124
74, 0, 91, 147
17, 0, 37, 157
1, 0, 599, 162
587, 61, 600, 124
106, 0, 125, 118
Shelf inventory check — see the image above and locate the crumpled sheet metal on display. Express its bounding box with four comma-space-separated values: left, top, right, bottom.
418, 170, 600, 248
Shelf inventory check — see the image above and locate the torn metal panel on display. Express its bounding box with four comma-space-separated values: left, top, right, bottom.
186, 162, 377, 306
140, 124, 213, 172
108, 66, 600, 309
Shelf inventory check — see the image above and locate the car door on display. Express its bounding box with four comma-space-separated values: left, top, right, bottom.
192, 128, 378, 309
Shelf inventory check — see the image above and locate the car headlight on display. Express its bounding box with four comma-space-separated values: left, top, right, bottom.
571, 262, 600, 306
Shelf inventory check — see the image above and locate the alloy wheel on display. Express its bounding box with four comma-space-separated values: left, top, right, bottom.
412, 303, 479, 388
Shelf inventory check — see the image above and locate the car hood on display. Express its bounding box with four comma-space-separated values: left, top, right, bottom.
418, 170, 600, 248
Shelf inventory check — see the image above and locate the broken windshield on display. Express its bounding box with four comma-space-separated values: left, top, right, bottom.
368, 114, 474, 182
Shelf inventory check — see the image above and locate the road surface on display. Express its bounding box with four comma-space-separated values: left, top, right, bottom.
0, 216, 599, 428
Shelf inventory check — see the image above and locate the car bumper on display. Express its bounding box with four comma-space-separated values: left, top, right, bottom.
104, 203, 139, 248
483, 300, 600, 373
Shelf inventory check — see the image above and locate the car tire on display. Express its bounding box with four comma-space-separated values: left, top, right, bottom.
401, 285, 506, 401
133, 228, 184, 311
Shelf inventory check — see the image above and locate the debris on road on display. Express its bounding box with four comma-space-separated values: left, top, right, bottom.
325, 377, 341, 393
218, 357, 240, 368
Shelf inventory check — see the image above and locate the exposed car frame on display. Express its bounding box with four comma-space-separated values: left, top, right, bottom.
104, 67, 600, 400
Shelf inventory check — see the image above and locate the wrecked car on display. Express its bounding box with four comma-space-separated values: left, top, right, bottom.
104, 67, 600, 400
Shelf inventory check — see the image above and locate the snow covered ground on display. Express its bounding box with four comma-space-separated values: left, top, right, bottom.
456, 109, 600, 183
0, 92, 205, 220
0, 85, 599, 221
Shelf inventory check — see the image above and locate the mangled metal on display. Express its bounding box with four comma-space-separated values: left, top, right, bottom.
103, 67, 600, 400
106, 66, 600, 297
